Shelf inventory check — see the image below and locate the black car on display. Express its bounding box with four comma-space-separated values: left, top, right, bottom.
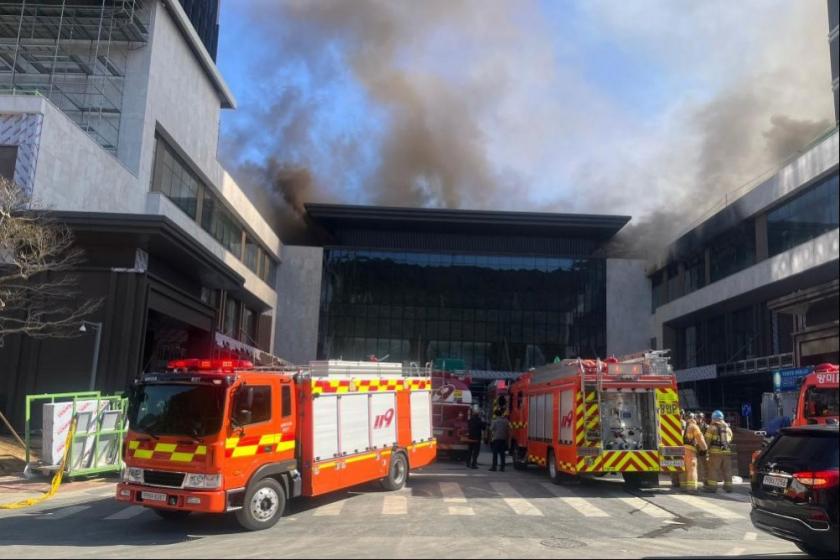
750, 425, 839, 557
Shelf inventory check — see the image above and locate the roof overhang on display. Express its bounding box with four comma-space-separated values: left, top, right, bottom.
305, 203, 630, 241
161, 0, 236, 109
52, 212, 273, 311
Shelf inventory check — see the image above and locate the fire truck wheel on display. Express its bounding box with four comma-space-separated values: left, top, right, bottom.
381, 452, 408, 491
236, 477, 286, 531
547, 452, 561, 484
512, 447, 527, 471
153, 509, 191, 521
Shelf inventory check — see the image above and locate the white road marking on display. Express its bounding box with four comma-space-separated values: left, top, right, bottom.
727, 547, 746, 556
411, 473, 483, 477
743, 532, 757, 541
669, 494, 742, 519
448, 506, 475, 516
491, 482, 543, 516
312, 500, 346, 517
104, 506, 145, 520
539, 483, 609, 518
43, 505, 89, 520
382, 495, 407, 515
618, 497, 674, 518
439, 482, 467, 503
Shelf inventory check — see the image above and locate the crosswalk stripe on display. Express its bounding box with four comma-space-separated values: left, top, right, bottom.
669, 494, 742, 519
43, 505, 90, 520
743, 532, 757, 541
382, 495, 407, 515
448, 506, 475, 516
312, 499, 346, 517
439, 482, 467, 503
539, 483, 609, 518
104, 506, 146, 520
491, 482, 543, 516
618, 497, 674, 519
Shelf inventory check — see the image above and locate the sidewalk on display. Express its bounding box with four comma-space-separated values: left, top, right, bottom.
0, 473, 116, 504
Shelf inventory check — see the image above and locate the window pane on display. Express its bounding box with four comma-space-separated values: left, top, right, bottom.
767, 174, 839, 256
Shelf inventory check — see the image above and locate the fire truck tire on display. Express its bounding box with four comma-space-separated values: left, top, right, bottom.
235, 477, 286, 531
512, 447, 527, 471
381, 452, 409, 491
547, 451, 561, 484
153, 509, 191, 521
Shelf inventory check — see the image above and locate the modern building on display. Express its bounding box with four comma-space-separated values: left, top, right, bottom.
829, 0, 839, 123
275, 204, 652, 382
648, 129, 839, 427
0, 1, 281, 427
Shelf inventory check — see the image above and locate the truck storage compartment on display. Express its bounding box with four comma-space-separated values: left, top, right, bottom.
601, 391, 657, 450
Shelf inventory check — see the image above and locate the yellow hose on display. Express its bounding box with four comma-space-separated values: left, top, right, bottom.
0, 417, 77, 510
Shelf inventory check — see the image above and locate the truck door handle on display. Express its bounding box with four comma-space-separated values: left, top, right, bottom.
263, 445, 273, 453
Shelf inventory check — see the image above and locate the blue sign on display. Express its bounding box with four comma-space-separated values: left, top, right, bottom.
741, 403, 752, 417
772, 367, 814, 392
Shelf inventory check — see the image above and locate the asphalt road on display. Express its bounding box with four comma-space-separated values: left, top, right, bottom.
0, 453, 805, 559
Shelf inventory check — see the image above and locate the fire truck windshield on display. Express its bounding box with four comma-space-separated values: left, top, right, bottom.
129, 383, 226, 438
804, 387, 840, 418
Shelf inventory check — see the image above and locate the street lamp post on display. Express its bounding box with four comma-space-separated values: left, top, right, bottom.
80, 321, 103, 391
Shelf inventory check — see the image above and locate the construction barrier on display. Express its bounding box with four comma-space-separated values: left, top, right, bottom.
24, 391, 128, 479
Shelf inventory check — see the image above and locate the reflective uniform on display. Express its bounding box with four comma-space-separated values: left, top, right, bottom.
704, 420, 733, 492
680, 420, 707, 492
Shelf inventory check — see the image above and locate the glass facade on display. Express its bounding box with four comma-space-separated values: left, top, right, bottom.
767, 174, 840, 257
709, 220, 755, 283
151, 137, 279, 287
151, 140, 199, 218
319, 249, 606, 371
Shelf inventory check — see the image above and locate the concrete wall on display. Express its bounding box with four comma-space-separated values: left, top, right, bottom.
3, 97, 147, 214
274, 246, 324, 364
654, 228, 840, 337
606, 259, 652, 356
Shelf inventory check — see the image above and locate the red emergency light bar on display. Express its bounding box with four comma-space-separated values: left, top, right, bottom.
166, 358, 254, 373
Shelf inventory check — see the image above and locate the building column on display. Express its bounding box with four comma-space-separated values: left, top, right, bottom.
755, 213, 769, 261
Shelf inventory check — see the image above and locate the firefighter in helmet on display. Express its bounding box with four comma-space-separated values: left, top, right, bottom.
703, 410, 734, 493
680, 412, 707, 493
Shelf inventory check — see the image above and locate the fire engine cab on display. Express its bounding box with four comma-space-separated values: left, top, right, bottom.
792, 363, 839, 426
117, 359, 436, 530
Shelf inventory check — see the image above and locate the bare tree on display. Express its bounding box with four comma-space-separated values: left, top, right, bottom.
0, 177, 100, 339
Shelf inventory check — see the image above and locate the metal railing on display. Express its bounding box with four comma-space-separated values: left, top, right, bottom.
717, 352, 794, 378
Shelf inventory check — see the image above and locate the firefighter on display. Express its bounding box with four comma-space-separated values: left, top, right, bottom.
703, 410, 734, 493
680, 412, 707, 493
465, 406, 485, 469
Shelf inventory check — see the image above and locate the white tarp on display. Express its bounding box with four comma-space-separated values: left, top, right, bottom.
370, 393, 397, 449
313, 396, 339, 460
409, 391, 432, 442
42, 400, 108, 465
339, 394, 370, 455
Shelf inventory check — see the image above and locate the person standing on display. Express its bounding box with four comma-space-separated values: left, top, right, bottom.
465, 406, 485, 469
703, 410, 734, 493
680, 413, 707, 493
489, 414, 511, 472
696, 412, 709, 488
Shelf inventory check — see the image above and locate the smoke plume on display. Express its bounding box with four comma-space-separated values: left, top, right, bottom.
220, 0, 835, 250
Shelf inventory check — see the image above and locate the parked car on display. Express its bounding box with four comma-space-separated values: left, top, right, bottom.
750, 425, 839, 557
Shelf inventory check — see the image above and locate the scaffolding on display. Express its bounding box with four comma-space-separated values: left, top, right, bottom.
0, 1, 150, 153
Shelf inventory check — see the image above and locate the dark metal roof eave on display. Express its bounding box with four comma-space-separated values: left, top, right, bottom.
304, 203, 631, 240
48, 211, 245, 288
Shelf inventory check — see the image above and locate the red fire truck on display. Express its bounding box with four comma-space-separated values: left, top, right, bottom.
792, 363, 839, 426
117, 359, 435, 530
508, 351, 684, 487
431, 373, 473, 458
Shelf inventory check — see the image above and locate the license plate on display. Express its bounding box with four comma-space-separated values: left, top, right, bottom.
141, 491, 167, 502
661, 458, 684, 468
763, 475, 788, 489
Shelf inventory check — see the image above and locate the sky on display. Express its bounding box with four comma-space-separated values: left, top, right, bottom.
214, 0, 835, 246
